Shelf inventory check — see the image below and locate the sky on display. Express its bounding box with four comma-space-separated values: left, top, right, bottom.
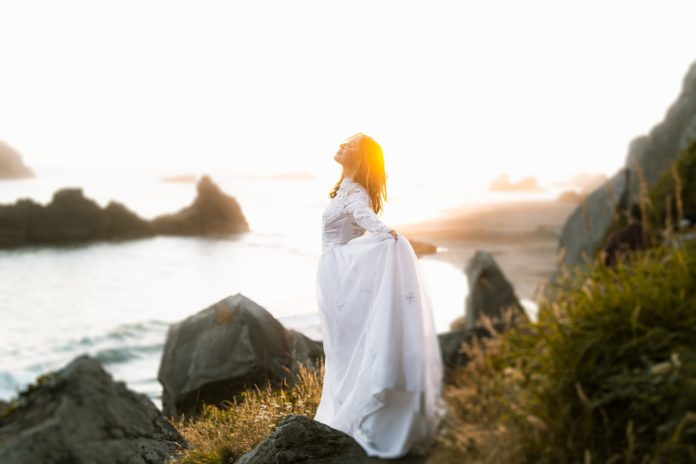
1, 1, 695, 189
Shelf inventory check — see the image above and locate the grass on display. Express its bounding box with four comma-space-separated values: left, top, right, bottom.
432, 239, 696, 463
597, 139, 696, 262
168, 360, 324, 464
428, 314, 527, 464
169, 240, 696, 463
647, 139, 696, 237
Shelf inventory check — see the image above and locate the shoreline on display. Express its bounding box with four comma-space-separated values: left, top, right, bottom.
396, 199, 577, 302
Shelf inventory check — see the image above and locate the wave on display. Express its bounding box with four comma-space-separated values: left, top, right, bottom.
92, 343, 164, 364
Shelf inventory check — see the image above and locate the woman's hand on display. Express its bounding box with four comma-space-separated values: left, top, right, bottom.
389, 229, 398, 240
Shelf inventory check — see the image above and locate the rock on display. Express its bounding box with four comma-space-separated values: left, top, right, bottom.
438, 324, 507, 369
286, 329, 325, 379
0, 188, 154, 247
569, 172, 609, 193
0, 355, 186, 464
0, 175, 249, 248
554, 168, 631, 272
625, 61, 696, 208
152, 175, 249, 236
235, 414, 426, 464
557, 189, 584, 204
158, 293, 324, 419
546, 61, 696, 299
0, 141, 33, 180
103, 200, 157, 238
464, 250, 527, 330
489, 173, 542, 192
448, 315, 466, 331
160, 174, 200, 183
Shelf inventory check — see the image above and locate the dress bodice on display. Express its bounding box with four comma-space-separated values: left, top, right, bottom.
321, 177, 392, 253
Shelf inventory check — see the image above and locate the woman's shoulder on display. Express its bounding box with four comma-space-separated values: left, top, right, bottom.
344, 182, 370, 199
344, 184, 375, 210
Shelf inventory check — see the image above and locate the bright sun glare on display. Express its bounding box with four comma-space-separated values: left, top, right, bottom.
0, 1, 694, 191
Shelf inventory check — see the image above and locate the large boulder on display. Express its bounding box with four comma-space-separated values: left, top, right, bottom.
0, 141, 33, 180
152, 175, 249, 235
286, 328, 325, 379
235, 414, 426, 464
463, 250, 527, 330
0, 355, 186, 464
158, 293, 324, 419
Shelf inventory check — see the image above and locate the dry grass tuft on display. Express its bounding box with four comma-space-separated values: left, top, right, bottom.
168, 360, 324, 464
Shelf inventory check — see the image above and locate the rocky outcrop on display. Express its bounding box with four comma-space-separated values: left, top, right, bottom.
0, 141, 33, 180
625, 61, 696, 208
152, 175, 249, 235
555, 168, 631, 271
548, 61, 696, 296
0, 188, 154, 247
0, 355, 186, 464
489, 174, 542, 192
464, 250, 527, 330
236, 414, 426, 464
158, 293, 324, 420
0, 175, 249, 248
557, 190, 584, 204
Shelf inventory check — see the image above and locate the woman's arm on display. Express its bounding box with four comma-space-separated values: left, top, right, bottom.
346, 186, 395, 237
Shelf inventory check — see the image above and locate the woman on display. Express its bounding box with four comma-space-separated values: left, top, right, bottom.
314, 132, 446, 458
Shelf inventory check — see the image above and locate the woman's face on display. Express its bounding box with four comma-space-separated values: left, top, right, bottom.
334, 134, 362, 169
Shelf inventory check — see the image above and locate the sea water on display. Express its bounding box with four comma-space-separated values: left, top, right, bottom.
0, 168, 552, 407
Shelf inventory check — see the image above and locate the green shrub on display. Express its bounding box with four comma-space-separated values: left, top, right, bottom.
596, 139, 696, 262
647, 139, 696, 235
435, 240, 696, 463
520, 241, 696, 462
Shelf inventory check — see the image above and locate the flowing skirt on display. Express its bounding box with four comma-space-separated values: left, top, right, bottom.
314, 231, 446, 458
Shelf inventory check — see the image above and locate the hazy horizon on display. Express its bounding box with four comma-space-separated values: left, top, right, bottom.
2, 1, 696, 190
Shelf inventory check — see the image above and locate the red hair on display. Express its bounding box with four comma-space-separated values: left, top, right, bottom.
328, 132, 388, 214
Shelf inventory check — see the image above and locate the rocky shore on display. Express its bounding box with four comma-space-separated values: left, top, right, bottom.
1, 60, 694, 464
0, 237, 525, 463
0, 175, 249, 248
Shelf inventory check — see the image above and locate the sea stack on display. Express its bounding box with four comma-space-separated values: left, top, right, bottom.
0, 141, 34, 180
152, 175, 250, 235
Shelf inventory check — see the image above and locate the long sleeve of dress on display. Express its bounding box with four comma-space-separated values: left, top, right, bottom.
346, 186, 392, 235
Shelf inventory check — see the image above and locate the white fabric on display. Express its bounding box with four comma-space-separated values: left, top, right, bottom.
314, 177, 446, 458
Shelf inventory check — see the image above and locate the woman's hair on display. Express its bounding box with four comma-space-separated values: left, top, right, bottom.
329, 132, 388, 215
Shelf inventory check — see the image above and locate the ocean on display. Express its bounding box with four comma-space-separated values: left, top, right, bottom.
0, 168, 557, 408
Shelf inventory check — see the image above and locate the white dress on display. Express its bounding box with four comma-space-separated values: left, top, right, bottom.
314, 176, 446, 459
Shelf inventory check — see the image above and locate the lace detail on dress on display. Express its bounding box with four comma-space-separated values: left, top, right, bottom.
321, 178, 391, 253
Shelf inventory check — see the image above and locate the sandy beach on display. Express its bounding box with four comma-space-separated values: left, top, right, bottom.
395, 199, 578, 302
